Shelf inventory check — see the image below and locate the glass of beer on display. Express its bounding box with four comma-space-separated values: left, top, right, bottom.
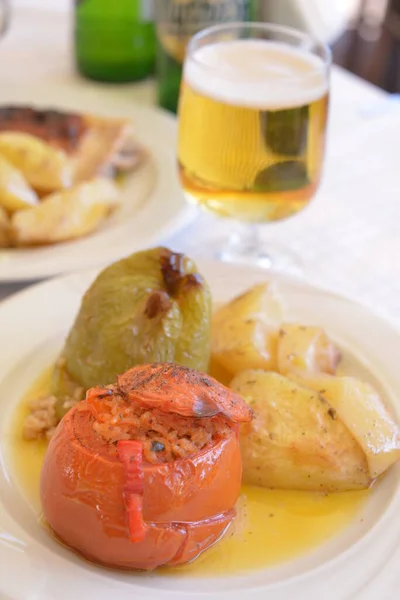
177, 22, 331, 270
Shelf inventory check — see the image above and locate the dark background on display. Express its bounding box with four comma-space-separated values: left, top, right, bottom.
332, 0, 400, 92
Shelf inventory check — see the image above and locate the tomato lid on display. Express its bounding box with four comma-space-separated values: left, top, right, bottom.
116, 363, 252, 423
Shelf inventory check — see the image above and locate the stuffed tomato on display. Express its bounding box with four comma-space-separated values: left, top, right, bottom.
41, 363, 252, 570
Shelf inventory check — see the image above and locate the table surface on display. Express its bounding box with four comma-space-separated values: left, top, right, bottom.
0, 5, 399, 330
0, 6, 399, 599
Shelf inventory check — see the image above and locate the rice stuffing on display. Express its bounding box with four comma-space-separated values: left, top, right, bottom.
85, 388, 232, 464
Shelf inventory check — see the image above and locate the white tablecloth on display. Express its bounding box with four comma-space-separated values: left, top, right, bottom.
0, 6, 399, 331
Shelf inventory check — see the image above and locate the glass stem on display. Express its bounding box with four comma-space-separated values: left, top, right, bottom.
218, 223, 273, 269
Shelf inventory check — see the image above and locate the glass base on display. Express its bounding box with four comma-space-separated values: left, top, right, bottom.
215, 225, 303, 276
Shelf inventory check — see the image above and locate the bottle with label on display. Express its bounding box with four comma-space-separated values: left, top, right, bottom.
155, 0, 258, 113
75, 0, 156, 83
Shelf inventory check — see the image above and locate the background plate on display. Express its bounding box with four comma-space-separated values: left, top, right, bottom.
0, 84, 194, 282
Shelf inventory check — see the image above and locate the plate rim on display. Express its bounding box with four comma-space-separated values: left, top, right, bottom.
0, 259, 398, 334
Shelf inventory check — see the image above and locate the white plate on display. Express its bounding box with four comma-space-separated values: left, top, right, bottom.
0, 86, 194, 282
0, 261, 399, 600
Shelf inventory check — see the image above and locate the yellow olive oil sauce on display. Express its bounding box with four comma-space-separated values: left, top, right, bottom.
11, 365, 370, 576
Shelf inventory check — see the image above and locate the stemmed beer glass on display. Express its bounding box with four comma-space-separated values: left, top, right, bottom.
177, 22, 331, 270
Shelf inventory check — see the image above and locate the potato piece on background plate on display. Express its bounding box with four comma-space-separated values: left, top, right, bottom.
0, 131, 72, 193
232, 370, 370, 491
212, 283, 282, 375
11, 177, 119, 246
277, 323, 341, 376
290, 372, 400, 479
0, 154, 38, 212
0, 206, 11, 247
0, 105, 145, 180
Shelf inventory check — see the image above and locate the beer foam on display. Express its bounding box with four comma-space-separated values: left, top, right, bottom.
184, 40, 328, 109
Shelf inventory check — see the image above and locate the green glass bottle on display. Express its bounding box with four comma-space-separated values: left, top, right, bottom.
155, 0, 258, 113
75, 0, 156, 83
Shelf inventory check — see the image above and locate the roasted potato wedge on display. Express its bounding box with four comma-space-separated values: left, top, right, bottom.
277, 323, 341, 376
232, 370, 370, 491
212, 283, 282, 375
11, 177, 119, 246
290, 372, 400, 479
0, 154, 38, 213
0, 131, 72, 193
0, 206, 11, 247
